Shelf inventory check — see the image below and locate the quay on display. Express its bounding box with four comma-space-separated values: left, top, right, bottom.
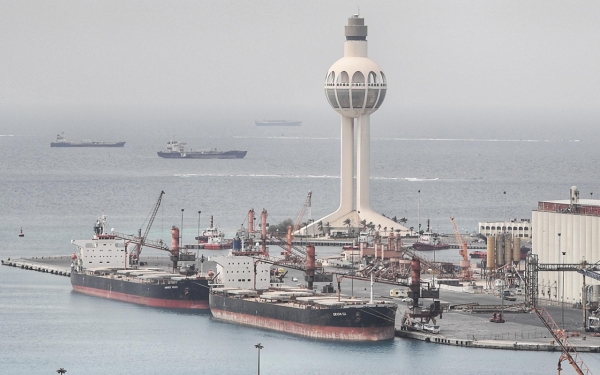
4, 255, 598, 353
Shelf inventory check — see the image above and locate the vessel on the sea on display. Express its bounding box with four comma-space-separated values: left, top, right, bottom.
195, 215, 233, 250
209, 247, 398, 341
70, 215, 211, 309
157, 140, 246, 159
412, 232, 450, 251
254, 120, 302, 126
51, 132, 125, 147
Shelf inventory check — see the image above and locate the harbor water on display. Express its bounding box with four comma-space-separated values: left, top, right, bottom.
1, 126, 599, 374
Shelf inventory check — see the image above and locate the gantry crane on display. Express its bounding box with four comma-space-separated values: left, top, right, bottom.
450, 216, 473, 281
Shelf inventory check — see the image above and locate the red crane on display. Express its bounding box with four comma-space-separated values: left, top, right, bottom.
450, 216, 473, 281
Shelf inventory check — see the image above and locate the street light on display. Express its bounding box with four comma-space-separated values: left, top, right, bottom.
503, 191, 507, 232
254, 343, 264, 375
417, 190, 421, 235
181, 209, 185, 249
558, 232, 564, 327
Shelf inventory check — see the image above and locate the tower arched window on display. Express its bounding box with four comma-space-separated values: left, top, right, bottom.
337, 71, 350, 85
351, 72, 366, 109
368, 71, 378, 85
327, 72, 335, 86
380, 71, 387, 86
335, 71, 351, 108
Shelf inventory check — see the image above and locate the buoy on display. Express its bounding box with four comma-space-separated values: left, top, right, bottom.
18, 227, 24, 237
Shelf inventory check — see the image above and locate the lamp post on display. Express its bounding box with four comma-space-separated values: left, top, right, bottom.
254, 343, 264, 375
417, 190, 421, 235
558, 232, 564, 327
503, 191, 506, 232
181, 209, 184, 249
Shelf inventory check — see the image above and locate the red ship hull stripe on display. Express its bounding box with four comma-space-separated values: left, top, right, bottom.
72, 285, 209, 309
210, 309, 395, 341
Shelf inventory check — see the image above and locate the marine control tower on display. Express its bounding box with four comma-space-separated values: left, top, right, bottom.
304, 14, 408, 236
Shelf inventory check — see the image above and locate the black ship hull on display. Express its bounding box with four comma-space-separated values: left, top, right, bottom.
51, 142, 125, 147
157, 150, 247, 159
209, 293, 397, 341
71, 271, 210, 309
412, 242, 450, 251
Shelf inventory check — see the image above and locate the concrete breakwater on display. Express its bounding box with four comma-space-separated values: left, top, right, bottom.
2, 257, 71, 276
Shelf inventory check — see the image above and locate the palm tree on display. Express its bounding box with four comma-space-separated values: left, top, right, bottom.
384, 227, 388, 236
400, 217, 408, 226
377, 224, 382, 232
360, 219, 367, 230
56, 369, 67, 375
325, 222, 331, 236
392, 216, 398, 223
343, 218, 351, 235
367, 222, 375, 231
317, 221, 324, 236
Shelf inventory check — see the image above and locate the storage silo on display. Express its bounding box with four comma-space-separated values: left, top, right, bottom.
486, 236, 495, 269
513, 237, 521, 263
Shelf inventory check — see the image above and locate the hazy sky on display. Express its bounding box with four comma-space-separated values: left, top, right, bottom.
2, 1, 599, 136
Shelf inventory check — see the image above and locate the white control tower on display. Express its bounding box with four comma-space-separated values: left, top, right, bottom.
305, 14, 408, 236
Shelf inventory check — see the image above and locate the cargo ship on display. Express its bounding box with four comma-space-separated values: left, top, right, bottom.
208, 251, 398, 341
70, 215, 211, 309
51, 132, 125, 147
157, 140, 246, 159
254, 120, 302, 126
411, 232, 450, 251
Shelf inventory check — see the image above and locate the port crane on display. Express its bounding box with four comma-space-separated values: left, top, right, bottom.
131, 190, 165, 259
450, 216, 473, 281
287, 190, 312, 253
533, 307, 592, 375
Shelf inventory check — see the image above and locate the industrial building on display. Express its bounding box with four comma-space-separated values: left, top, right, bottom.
479, 219, 531, 238
532, 186, 600, 306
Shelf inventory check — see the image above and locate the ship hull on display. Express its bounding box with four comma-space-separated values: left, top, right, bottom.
51, 142, 125, 147
157, 151, 247, 159
71, 272, 210, 309
412, 242, 450, 251
209, 294, 396, 341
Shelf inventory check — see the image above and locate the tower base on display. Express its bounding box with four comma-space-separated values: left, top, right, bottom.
300, 209, 409, 238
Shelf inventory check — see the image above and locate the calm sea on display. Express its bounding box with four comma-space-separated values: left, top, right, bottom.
1, 126, 598, 374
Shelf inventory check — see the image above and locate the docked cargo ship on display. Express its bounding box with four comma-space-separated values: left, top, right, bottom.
157, 140, 246, 159
51, 132, 125, 147
70, 216, 211, 309
412, 232, 450, 251
254, 120, 302, 126
209, 251, 398, 341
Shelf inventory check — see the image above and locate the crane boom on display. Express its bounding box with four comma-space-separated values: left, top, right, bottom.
450, 216, 473, 281
135, 191, 165, 257
533, 307, 592, 375
294, 190, 312, 233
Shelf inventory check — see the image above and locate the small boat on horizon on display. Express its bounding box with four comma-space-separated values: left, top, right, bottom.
18, 227, 24, 237
51, 132, 125, 147
254, 120, 302, 126
157, 140, 246, 159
